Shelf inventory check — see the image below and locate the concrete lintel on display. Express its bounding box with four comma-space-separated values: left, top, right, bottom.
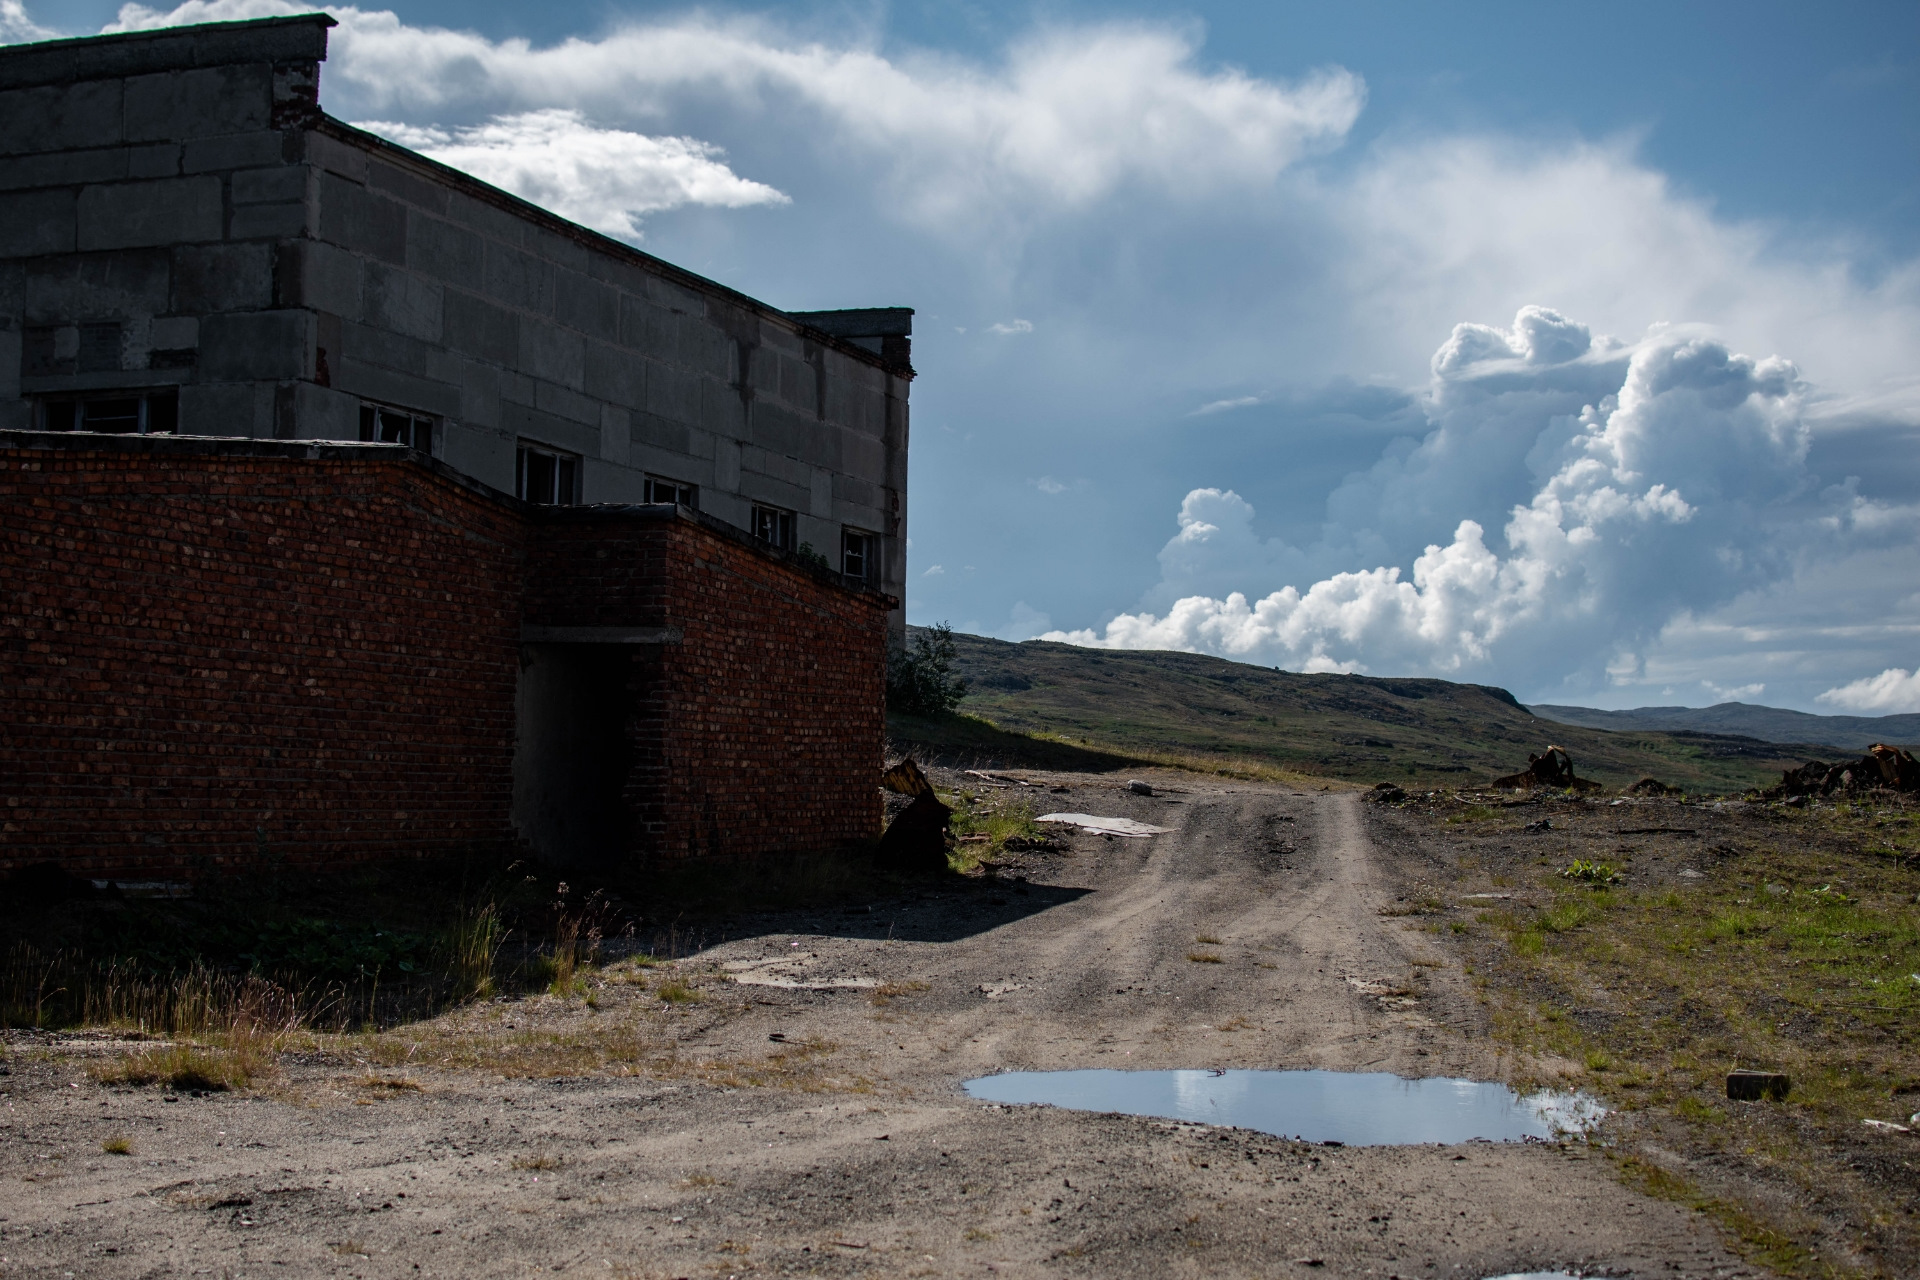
520, 625, 683, 645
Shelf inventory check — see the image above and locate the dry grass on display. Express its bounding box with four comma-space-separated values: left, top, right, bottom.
1446, 793, 1920, 1276
1186, 952, 1224, 964
511, 1153, 561, 1171
100, 1135, 132, 1155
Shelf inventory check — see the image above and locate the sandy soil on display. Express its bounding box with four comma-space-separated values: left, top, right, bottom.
1, 775, 1758, 1278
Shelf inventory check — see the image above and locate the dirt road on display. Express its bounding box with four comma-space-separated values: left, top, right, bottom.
3, 778, 1757, 1278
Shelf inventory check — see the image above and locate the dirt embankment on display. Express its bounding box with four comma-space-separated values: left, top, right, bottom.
4, 771, 1780, 1278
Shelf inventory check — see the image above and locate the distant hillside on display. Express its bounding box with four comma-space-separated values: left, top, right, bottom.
1530, 702, 1920, 753
908, 631, 1831, 792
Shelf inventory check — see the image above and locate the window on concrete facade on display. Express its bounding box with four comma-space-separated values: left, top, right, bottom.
643, 475, 697, 508
37, 390, 178, 435
841, 528, 876, 587
517, 442, 580, 506
358, 402, 435, 454
751, 504, 795, 552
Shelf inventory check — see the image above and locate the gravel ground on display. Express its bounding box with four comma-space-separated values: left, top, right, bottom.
1, 774, 1757, 1278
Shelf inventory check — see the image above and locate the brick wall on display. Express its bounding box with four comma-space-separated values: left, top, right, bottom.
0, 432, 887, 880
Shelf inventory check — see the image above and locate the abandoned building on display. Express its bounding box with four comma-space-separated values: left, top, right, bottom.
0, 14, 912, 880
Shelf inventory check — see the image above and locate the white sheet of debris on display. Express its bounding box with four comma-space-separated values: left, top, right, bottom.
1036, 813, 1171, 837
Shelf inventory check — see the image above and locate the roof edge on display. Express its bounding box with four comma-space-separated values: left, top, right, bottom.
0, 13, 334, 91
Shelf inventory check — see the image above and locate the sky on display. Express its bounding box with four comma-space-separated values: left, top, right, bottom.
11, 0, 1919, 714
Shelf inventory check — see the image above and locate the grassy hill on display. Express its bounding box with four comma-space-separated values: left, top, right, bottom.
893, 631, 1830, 793
1530, 701, 1920, 752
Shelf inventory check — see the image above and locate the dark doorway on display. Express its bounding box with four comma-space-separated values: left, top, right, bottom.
512, 645, 636, 870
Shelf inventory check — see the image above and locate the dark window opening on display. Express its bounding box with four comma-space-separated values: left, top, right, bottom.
517, 442, 579, 506
357, 402, 434, 454
841, 528, 877, 586
643, 475, 697, 508
37, 389, 178, 435
751, 504, 795, 551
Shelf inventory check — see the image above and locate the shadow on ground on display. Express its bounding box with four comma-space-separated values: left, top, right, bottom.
887, 711, 1146, 772
635, 873, 1094, 951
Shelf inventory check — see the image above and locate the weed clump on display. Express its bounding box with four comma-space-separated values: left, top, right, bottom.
1560, 859, 1622, 885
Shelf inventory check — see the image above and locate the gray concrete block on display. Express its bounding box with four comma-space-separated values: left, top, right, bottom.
597, 405, 630, 465
124, 64, 272, 143
582, 339, 644, 407
809, 467, 833, 517
0, 401, 27, 431
0, 81, 123, 157
519, 323, 583, 389
405, 211, 482, 283
0, 17, 331, 94
199, 309, 310, 380
316, 171, 406, 264
150, 316, 198, 350
444, 188, 526, 245
698, 376, 748, 440
302, 129, 367, 183
366, 158, 449, 216
230, 164, 307, 206
0, 146, 126, 192
484, 242, 554, 313
555, 268, 618, 343
364, 262, 443, 343
340, 318, 461, 387
179, 380, 264, 438
127, 143, 179, 179
171, 242, 272, 312
533, 378, 598, 427
290, 380, 358, 442
333, 355, 461, 420
443, 289, 517, 364
741, 442, 812, 489
737, 471, 809, 513
440, 419, 515, 492
24, 249, 170, 322
502, 400, 596, 456
78, 176, 222, 250
456, 359, 502, 427
229, 200, 310, 241
0, 322, 19, 399
283, 240, 361, 318
631, 413, 693, 459
0, 188, 76, 257
580, 456, 645, 505
517, 224, 585, 271
832, 471, 879, 510
182, 129, 283, 174
645, 360, 701, 425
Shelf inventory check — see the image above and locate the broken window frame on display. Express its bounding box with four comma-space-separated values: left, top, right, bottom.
643, 475, 698, 509
357, 401, 435, 455
35, 389, 179, 435
750, 503, 796, 552
841, 527, 877, 587
516, 441, 580, 507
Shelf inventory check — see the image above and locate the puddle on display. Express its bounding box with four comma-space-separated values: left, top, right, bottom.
963, 1068, 1603, 1145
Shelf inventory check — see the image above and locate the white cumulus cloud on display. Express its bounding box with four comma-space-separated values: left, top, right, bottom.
355, 110, 785, 240
1044, 307, 1837, 694
989, 319, 1035, 335
106, 1, 1363, 240
1818, 668, 1920, 714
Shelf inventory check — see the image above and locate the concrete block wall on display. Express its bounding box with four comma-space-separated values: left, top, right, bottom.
0, 431, 888, 879
0, 14, 912, 633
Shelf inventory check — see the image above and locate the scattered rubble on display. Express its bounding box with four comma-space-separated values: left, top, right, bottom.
1366, 782, 1408, 804
1727, 1070, 1791, 1102
1491, 745, 1603, 792
1769, 744, 1920, 798
1627, 777, 1682, 796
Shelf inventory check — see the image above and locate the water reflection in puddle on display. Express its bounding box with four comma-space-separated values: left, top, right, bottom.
963, 1069, 1603, 1145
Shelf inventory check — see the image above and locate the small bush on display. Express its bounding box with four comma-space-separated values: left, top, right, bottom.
887, 623, 969, 716
656, 979, 700, 1004
1561, 859, 1622, 885
101, 1135, 133, 1155
1186, 952, 1224, 964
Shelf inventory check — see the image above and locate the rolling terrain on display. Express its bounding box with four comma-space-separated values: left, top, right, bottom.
907, 630, 1829, 792
1530, 700, 1920, 751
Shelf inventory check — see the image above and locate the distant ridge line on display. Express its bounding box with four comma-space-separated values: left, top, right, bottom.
1529, 702, 1920, 752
